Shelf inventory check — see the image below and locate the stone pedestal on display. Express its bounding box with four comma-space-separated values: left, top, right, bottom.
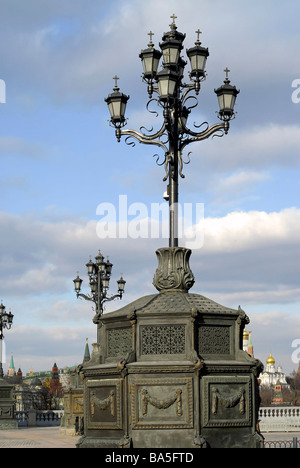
0, 378, 18, 430
77, 248, 264, 448
60, 366, 84, 435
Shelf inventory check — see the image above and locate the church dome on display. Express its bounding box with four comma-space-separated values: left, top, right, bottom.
266, 353, 275, 365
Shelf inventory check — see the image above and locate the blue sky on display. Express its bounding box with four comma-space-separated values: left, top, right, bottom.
0, 0, 299, 375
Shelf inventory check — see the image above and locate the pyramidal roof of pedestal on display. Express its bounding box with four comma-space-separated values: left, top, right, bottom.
103, 291, 242, 319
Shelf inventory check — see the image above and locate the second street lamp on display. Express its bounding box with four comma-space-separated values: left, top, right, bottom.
105, 15, 239, 249
73, 251, 126, 324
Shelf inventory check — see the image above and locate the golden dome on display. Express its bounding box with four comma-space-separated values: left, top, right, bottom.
243, 329, 249, 338
266, 353, 275, 365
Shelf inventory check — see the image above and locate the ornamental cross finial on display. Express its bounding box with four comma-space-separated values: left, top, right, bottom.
170, 13, 177, 25
195, 29, 202, 43
148, 30, 154, 47
224, 67, 230, 80
113, 75, 120, 90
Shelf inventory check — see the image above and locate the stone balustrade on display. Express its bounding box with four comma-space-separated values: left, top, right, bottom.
259, 407, 300, 432
15, 410, 64, 427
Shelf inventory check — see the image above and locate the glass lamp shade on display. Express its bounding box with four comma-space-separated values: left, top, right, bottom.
95, 250, 104, 266
139, 47, 162, 79
102, 275, 110, 290
186, 44, 209, 77
73, 274, 83, 293
117, 275, 126, 294
1, 309, 9, 325
7, 310, 13, 328
90, 279, 97, 293
160, 39, 183, 67
105, 259, 113, 276
215, 80, 240, 119
105, 90, 129, 125
86, 258, 94, 276
156, 68, 178, 102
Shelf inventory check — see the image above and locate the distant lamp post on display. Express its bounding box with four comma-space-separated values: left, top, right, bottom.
0, 301, 14, 378
105, 15, 239, 249
73, 251, 126, 324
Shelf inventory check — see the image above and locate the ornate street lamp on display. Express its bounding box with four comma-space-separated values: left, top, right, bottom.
215, 67, 240, 121
0, 301, 14, 378
105, 15, 239, 249
73, 251, 126, 324
105, 76, 130, 130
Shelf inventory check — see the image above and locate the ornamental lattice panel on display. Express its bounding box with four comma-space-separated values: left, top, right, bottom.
141, 325, 185, 355
107, 328, 132, 358
198, 326, 230, 355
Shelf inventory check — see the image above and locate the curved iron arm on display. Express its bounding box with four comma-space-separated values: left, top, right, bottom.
77, 292, 94, 302
117, 127, 169, 153
103, 293, 122, 303
139, 121, 167, 140
179, 121, 229, 153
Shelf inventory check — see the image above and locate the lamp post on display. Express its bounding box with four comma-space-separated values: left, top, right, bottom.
105, 15, 239, 248
0, 301, 14, 379
73, 251, 126, 325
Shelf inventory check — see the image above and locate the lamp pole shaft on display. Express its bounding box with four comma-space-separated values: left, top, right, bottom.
168, 90, 180, 248
0, 326, 3, 378
169, 137, 179, 248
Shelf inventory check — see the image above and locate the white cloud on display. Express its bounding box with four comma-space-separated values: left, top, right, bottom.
201, 207, 300, 253
190, 124, 300, 176
5, 324, 95, 374
0, 206, 299, 305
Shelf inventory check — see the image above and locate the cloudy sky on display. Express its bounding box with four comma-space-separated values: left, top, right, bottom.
0, 0, 299, 376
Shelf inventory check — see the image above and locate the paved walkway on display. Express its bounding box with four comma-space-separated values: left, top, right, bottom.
0, 427, 81, 448
1, 427, 300, 448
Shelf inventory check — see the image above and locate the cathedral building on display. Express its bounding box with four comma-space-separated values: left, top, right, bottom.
243, 330, 288, 388
259, 353, 288, 387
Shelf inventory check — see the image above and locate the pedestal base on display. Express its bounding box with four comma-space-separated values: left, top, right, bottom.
78, 286, 264, 449
0, 377, 17, 430
0, 419, 18, 430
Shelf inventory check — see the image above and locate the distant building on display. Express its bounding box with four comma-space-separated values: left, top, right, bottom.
243, 331, 288, 388
272, 380, 284, 404
5, 356, 74, 411
7, 353, 15, 377
260, 353, 288, 387
243, 329, 254, 357
5, 367, 47, 411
